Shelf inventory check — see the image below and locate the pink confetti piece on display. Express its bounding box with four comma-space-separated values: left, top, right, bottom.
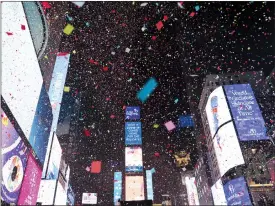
164, 121, 176, 131
106, 97, 110, 101
163, 15, 168, 21
156, 21, 164, 30
6, 32, 13, 36
21, 24, 26, 30
190, 12, 195, 17
152, 36, 157, 40
110, 114, 115, 119
85, 166, 90, 172
103, 66, 108, 71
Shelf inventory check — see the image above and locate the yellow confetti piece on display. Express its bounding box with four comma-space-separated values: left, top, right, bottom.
73, 50, 76, 54
153, 124, 159, 129
64, 86, 70, 92
44, 55, 48, 59
63, 24, 74, 35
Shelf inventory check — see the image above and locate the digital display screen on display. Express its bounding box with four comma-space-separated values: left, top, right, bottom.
125, 176, 145, 201
1, 109, 29, 204
37, 179, 56, 205
185, 177, 199, 206
114, 172, 122, 204
82, 193, 97, 204
146, 170, 154, 200
125, 147, 143, 172
211, 179, 227, 205
125, 122, 142, 145
125, 106, 140, 120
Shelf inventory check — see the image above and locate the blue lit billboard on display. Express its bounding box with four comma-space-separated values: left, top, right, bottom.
224, 84, 268, 141
28, 84, 53, 165
224, 176, 252, 205
67, 184, 75, 206
114, 172, 122, 204
125, 122, 142, 145
125, 106, 140, 120
146, 170, 154, 200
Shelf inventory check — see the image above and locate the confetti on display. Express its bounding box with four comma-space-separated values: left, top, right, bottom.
125, 48, 130, 53
140, 3, 148, 7
195, 5, 200, 11
63, 24, 74, 35
137, 77, 158, 103
21, 24, 25, 30
189, 12, 195, 17
164, 121, 176, 131
156, 21, 164, 31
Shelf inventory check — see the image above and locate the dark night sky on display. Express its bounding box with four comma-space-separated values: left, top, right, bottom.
47, 1, 275, 205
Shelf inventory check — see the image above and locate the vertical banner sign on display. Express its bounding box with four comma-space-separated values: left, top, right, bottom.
126, 106, 140, 120
223, 176, 252, 205
125, 122, 142, 145
224, 84, 268, 141
114, 172, 122, 204
146, 170, 154, 200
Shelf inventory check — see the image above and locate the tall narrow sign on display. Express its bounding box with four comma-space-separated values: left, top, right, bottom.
114, 172, 122, 204
146, 170, 154, 200
125, 122, 142, 145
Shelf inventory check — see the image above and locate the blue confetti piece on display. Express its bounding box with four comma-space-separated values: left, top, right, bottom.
137, 77, 158, 103
151, 168, 156, 173
195, 5, 200, 11
174, 98, 179, 104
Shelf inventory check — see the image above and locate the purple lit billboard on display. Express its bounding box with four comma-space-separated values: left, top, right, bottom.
224, 84, 268, 141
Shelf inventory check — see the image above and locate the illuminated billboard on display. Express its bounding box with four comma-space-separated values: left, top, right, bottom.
224, 84, 268, 141
211, 179, 227, 205
125, 176, 145, 201
1, 109, 29, 204
114, 172, 122, 204
37, 180, 56, 205
224, 176, 252, 205
125, 106, 140, 120
185, 177, 199, 206
213, 122, 245, 177
17, 153, 42, 205
82, 193, 97, 204
55, 176, 68, 206
146, 170, 154, 200
205, 86, 232, 137
125, 147, 143, 172
125, 122, 142, 145
2, 2, 43, 140
67, 184, 75, 206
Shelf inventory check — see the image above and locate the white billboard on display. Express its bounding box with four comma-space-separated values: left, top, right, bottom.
125, 147, 143, 172
82, 193, 97, 204
37, 180, 56, 205
125, 176, 145, 201
185, 177, 200, 206
205, 86, 232, 137
213, 122, 245, 177
55, 180, 67, 205
2, 2, 43, 139
211, 179, 227, 205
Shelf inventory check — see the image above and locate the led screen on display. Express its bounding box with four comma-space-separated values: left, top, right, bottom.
205, 86, 232, 137
125, 147, 143, 172
224, 176, 252, 205
1, 109, 29, 204
185, 177, 199, 206
82, 193, 98, 204
224, 84, 268, 141
125, 176, 145, 201
125, 106, 140, 120
146, 170, 154, 200
2, 2, 43, 140
37, 179, 56, 205
125, 122, 142, 145
114, 172, 122, 204
213, 122, 245, 177
17, 153, 42, 205
55, 178, 67, 206
211, 179, 227, 205
67, 184, 75, 206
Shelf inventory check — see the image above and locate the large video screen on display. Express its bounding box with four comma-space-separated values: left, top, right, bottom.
67, 184, 75, 206
205, 86, 232, 137
125, 122, 142, 145
2, 2, 43, 140
114, 172, 122, 204
211, 179, 227, 205
17, 153, 42, 205
1, 109, 29, 204
37, 179, 56, 205
28, 85, 53, 165
224, 176, 252, 205
82, 193, 97, 205
224, 84, 268, 141
125, 176, 145, 201
185, 177, 199, 206
213, 122, 245, 176
55, 176, 67, 206
125, 147, 143, 172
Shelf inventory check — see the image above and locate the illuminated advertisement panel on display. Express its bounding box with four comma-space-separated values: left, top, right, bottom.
224, 84, 268, 141
125, 106, 140, 120
146, 170, 154, 200
125, 176, 145, 201
114, 172, 122, 204
1, 109, 29, 204
125, 147, 143, 172
125, 122, 142, 145
185, 177, 199, 206
205, 86, 232, 137
213, 122, 245, 177
224, 176, 252, 205
28, 85, 53, 165
55, 179, 67, 205
46, 133, 62, 179
49, 53, 70, 132
17, 153, 42, 205
82, 193, 97, 204
67, 184, 75, 206
37, 179, 56, 205
2, 2, 43, 140
211, 179, 227, 205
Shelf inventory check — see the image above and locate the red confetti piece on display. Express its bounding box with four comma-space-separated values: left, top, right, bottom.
84, 129, 91, 137
152, 36, 157, 41
41, 2, 51, 9
190, 12, 195, 17
196, 67, 201, 71
103, 66, 108, 72
156, 21, 164, 30
6, 32, 13, 36
154, 152, 160, 157
110, 114, 115, 119
57, 52, 69, 56
21, 25, 26, 30
111, 9, 116, 13
163, 15, 168, 21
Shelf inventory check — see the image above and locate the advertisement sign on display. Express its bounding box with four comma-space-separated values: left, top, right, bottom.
125, 176, 145, 201
179, 115, 194, 128
55, 179, 68, 206
28, 85, 53, 165
125, 147, 143, 172
224, 84, 268, 141
2, 2, 43, 140
125, 106, 140, 120
17, 153, 42, 205
211, 179, 227, 205
125, 122, 142, 145
46, 133, 62, 179
67, 184, 75, 206
146, 170, 154, 200
49, 53, 70, 132
185, 177, 200, 206
1, 109, 29, 204
114, 172, 122, 204
37, 179, 56, 205
213, 122, 245, 177
224, 176, 252, 205
59, 157, 68, 178
82, 193, 97, 204
205, 86, 232, 137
